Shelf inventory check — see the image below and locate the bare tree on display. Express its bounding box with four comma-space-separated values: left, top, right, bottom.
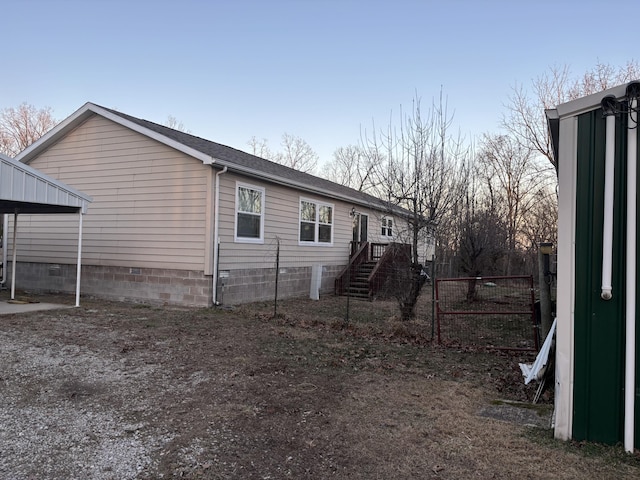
477, 133, 551, 275
321, 145, 379, 193
365, 92, 468, 319
163, 115, 189, 133
0, 103, 58, 156
247, 133, 318, 173
276, 133, 318, 173
519, 184, 558, 248
247, 136, 275, 159
458, 203, 508, 300
503, 60, 640, 173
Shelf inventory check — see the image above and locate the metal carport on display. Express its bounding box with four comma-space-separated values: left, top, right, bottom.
0, 153, 92, 306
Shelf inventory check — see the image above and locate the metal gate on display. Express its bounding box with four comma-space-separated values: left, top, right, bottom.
435, 275, 538, 351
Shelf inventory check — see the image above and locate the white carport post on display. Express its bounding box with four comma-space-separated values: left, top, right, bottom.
6, 211, 85, 306
75, 212, 84, 307
2, 214, 7, 285
10, 212, 17, 300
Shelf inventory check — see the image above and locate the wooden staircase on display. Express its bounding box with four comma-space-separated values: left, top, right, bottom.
346, 261, 377, 299
335, 242, 412, 300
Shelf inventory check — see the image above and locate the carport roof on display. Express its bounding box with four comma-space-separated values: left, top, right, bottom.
0, 152, 92, 214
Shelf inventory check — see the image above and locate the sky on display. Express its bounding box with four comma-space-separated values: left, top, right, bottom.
2, 0, 639, 167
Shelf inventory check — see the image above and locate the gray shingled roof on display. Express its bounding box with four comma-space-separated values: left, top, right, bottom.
98, 105, 396, 212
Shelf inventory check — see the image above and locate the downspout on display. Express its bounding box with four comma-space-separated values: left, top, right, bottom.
10, 211, 17, 300
624, 83, 638, 453
212, 166, 228, 306
601, 96, 616, 300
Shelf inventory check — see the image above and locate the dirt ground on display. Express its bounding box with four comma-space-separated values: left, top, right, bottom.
0, 292, 638, 479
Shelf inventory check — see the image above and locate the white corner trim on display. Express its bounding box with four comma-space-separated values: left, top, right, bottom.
554, 114, 578, 441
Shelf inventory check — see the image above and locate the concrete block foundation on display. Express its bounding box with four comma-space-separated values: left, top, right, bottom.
9, 262, 344, 307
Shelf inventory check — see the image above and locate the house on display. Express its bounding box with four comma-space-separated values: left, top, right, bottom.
12, 102, 432, 307
547, 81, 640, 452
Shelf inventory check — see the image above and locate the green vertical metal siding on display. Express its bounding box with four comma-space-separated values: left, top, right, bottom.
573, 109, 627, 444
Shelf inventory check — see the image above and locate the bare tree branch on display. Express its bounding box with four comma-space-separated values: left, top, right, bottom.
163, 115, 190, 133
278, 133, 318, 174
247, 133, 318, 174
502, 60, 640, 173
0, 103, 58, 156
247, 136, 274, 159
321, 144, 380, 193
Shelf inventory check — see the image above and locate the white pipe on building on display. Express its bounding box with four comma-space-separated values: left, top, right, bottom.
625, 97, 637, 453
601, 112, 616, 300
212, 166, 228, 305
75, 212, 84, 307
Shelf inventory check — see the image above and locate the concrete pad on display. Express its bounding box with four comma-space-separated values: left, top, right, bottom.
0, 301, 73, 315
477, 401, 553, 428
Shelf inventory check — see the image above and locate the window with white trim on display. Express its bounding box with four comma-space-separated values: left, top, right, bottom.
381, 217, 393, 237
299, 198, 333, 244
235, 183, 265, 243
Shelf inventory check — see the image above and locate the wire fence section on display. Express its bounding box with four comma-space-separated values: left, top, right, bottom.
435, 275, 538, 351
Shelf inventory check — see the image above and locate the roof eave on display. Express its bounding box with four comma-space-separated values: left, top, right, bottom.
211, 159, 407, 215
17, 102, 407, 217
555, 83, 630, 119
545, 109, 560, 167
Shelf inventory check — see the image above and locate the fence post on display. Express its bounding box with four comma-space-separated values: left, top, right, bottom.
431, 254, 436, 341
344, 257, 351, 325
538, 242, 553, 340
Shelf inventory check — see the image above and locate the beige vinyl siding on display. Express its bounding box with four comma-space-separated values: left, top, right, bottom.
216, 172, 354, 270
365, 213, 434, 264
364, 211, 390, 244
15, 115, 209, 270
350, 209, 402, 245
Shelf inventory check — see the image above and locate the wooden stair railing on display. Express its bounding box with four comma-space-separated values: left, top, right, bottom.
336, 242, 412, 298
368, 243, 412, 299
335, 241, 370, 295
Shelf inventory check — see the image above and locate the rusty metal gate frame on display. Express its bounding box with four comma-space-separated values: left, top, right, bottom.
435, 275, 539, 352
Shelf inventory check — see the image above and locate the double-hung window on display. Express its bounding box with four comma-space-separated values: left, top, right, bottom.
235, 182, 265, 243
299, 198, 333, 245
381, 217, 393, 237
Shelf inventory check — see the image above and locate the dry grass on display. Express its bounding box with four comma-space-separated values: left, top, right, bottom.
0, 291, 638, 479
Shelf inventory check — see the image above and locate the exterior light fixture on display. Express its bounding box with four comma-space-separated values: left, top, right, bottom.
598, 81, 640, 119
625, 81, 640, 104
625, 81, 640, 129
540, 242, 553, 255
601, 95, 620, 117
540, 242, 554, 279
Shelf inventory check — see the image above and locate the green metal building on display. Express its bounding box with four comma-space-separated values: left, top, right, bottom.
547, 82, 640, 452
